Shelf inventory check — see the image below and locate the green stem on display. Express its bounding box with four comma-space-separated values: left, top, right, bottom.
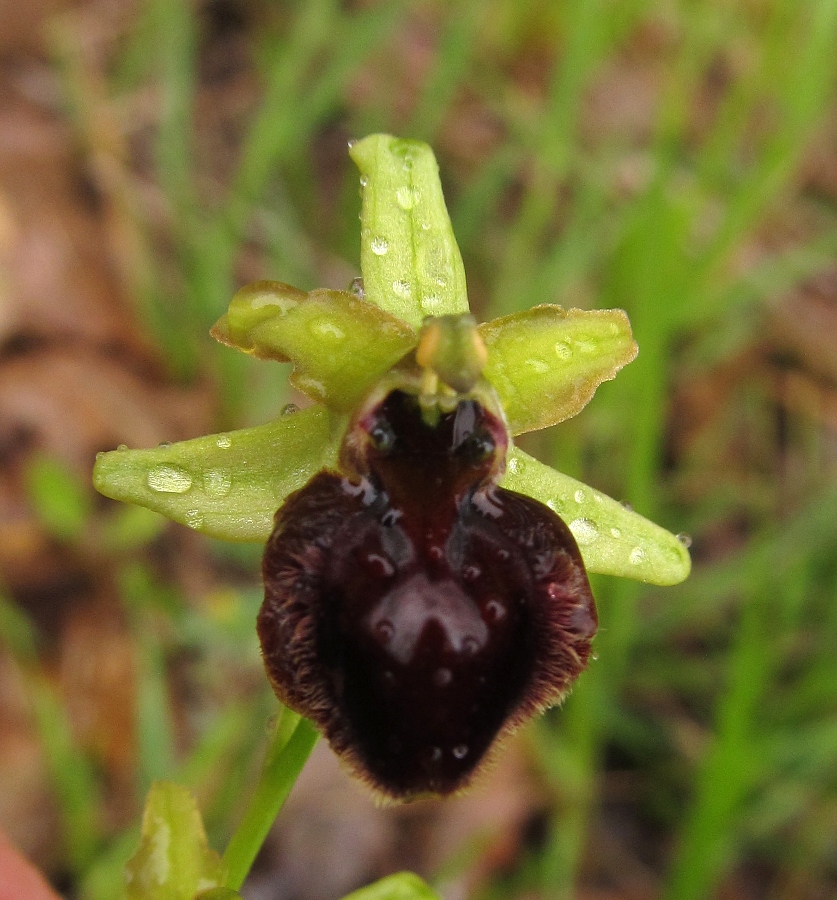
222, 711, 319, 890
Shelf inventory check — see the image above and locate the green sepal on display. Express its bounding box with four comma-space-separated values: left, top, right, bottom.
481, 306, 638, 435
501, 448, 691, 585
212, 282, 417, 411
350, 134, 469, 328
93, 407, 341, 543
341, 872, 441, 900
124, 782, 226, 900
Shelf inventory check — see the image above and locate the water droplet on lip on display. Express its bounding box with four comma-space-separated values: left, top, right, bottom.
147, 465, 192, 493
216, 435, 232, 449
569, 518, 598, 545
485, 598, 506, 622
374, 619, 394, 643
461, 636, 480, 655
157, 441, 172, 449
574, 488, 585, 503
462, 564, 481, 581
117, 444, 128, 452
676, 532, 693, 548
452, 744, 469, 759
629, 546, 647, 565
610, 526, 622, 538
555, 340, 571, 359
507, 456, 522, 475
370, 236, 389, 255
359, 175, 368, 186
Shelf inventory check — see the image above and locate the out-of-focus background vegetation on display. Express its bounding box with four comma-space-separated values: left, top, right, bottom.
2, 1, 837, 898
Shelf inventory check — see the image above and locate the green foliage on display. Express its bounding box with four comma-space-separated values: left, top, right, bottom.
341, 872, 441, 900
124, 782, 227, 900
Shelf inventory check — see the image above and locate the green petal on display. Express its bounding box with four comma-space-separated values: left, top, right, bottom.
501, 448, 691, 585
212, 282, 417, 411
349, 134, 469, 328
125, 782, 226, 900
480, 306, 638, 435
341, 872, 441, 900
93, 407, 340, 543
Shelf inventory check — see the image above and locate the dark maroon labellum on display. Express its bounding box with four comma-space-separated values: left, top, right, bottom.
259, 387, 597, 800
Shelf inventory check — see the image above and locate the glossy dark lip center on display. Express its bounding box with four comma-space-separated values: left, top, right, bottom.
259, 386, 597, 799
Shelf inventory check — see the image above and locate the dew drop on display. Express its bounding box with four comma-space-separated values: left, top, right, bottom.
433, 668, 452, 687
507, 456, 523, 475
374, 620, 394, 643
677, 532, 693, 548
525, 357, 549, 373
574, 488, 586, 504
359, 175, 368, 187
349, 276, 364, 298
185, 509, 204, 529
485, 598, 506, 622
452, 744, 469, 760
462, 636, 480, 655
216, 435, 232, 449
610, 526, 622, 538
117, 444, 128, 452
395, 186, 416, 209
462, 564, 481, 581
204, 470, 231, 497
629, 546, 647, 565
364, 553, 395, 578
555, 340, 572, 359
420, 221, 431, 230
392, 279, 411, 298
621, 500, 634, 511
280, 403, 299, 416
316, 322, 345, 340
422, 295, 443, 313
147, 465, 192, 493
157, 441, 172, 449
435, 276, 446, 288
95, 451, 104, 460
427, 545, 444, 562
569, 517, 599, 545
370, 236, 389, 255
546, 499, 560, 513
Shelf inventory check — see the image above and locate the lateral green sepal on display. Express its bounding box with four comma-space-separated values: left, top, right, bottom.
501, 448, 691, 585
212, 282, 417, 411
481, 306, 638, 435
93, 407, 341, 543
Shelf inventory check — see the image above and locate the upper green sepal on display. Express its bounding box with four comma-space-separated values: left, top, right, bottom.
349, 134, 469, 327
124, 782, 227, 900
93, 406, 341, 543
481, 306, 638, 435
502, 448, 691, 585
212, 281, 417, 411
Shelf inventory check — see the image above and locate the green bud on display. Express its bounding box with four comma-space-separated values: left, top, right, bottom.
125, 782, 226, 900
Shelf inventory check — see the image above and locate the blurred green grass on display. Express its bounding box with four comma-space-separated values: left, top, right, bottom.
4, 0, 837, 897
